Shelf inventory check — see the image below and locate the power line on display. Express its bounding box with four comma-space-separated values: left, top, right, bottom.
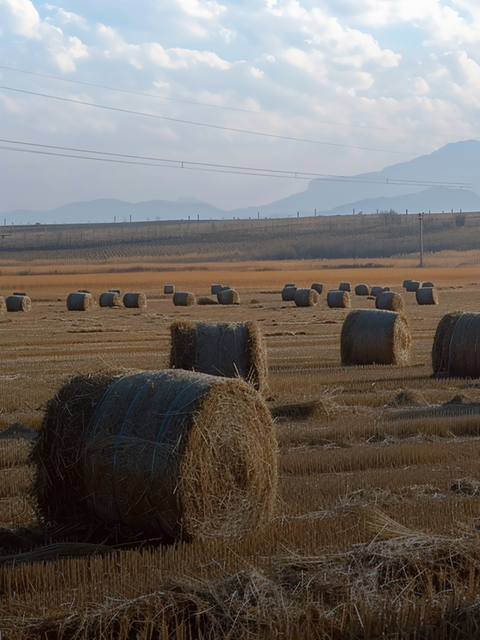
0, 84, 420, 156
0, 138, 472, 188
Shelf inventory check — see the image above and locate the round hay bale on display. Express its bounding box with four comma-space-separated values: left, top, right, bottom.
0, 297, 5, 314
369, 286, 384, 297
170, 320, 268, 393
164, 284, 175, 295
281, 286, 297, 301
402, 279, 412, 288
13, 292, 27, 296
67, 292, 95, 311
327, 290, 351, 308
382, 286, 391, 292
30, 370, 278, 542
311, 283, 323, 295
422, 281, 434, 288
284, 283, 295, 288
77, 289, 91, 294
5, 295, 31, 312
123, 292, 147, 309
354, 284, 369, 296
341, 309, 411, 366
217, 288, 240, 305
211, 284, 223, 295
198, 296, 219, 305
405, 280, 420, 292
99, 292, 122, 308
416, 287, 438, 305
432, 312, 480, 377
375, 291, 405, 312
173, 292, 196, 306
339, 282, 351, 292
108, 289, 121, 295
294, 288, 319, 307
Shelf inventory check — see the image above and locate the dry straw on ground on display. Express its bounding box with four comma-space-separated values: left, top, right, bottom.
123, 292, 147, 309
416, 287, 438, 305
169, 320, 268, 393
0, 297, 6, 314
339, 282, 351, 292
99, 292, 122, 308
31, 370, 278, 542
5, 295, 31, 312
173, 292, 196, 306
311, 283, 323, 294
375, 291, 405, 312
406, 280, 421, 291
281, 286, 296, 301
432, 311, 480, 377
164, 284, 175, 294
66, 292, 95, 311
294, 288, 318, 307
341, 309, 411, 365
327, 290, 351, 308
217, 289, 240, 305
354, 284, 369, 296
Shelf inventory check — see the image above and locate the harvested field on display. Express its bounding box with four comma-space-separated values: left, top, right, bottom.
1, 256, 480, 638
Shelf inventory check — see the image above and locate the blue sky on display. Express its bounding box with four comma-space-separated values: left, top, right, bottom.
0, 0, 479, 213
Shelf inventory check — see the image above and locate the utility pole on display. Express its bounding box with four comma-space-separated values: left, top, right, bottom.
419, 212, 424, 267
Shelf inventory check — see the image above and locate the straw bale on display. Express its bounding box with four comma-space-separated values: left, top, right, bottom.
341, 309, 411, 365
284, 283, 295, 288
31, 370, 278, 541
327, 290, 351, 308
402, 279, 412, 288
99, 292, 122, 308
382, 286, 391, 292
13, 292, 26, 296
432, 311, 480, 377
5, 295, 31, 312
198, 296, 219, 305
77, 289, 91, 294
67, 292, 95, 311
211, 284, 223, 295
339, 282, 351, 292
370, 286, 384, 297
311, 283, 323, 294
422, 281, 434, 288
123, 292, 147, 309
281, 286, 297, 301
217, 288, 240, 305
0, 297, 5, 314
405, 280, 420, 291
164, 284, 175, 294
173, 291, 196, 306
108, 289, 121, 295
416, 287, 438, 305
294, 288, 318, 307
170, 320, 268, 392
354, 284, 369, 296
375, 291, 405, 312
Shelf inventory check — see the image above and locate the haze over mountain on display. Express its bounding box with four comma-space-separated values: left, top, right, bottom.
2, 140, 480, 225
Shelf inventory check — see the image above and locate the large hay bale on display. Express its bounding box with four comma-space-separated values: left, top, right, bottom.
370, 286, 384, 297
108, 289, 121, 295
416, 287, 438, 305
376, 291, 405, 312
405, 280, 420, 292
211, 284, 223, 295
432, 312, 480, 377
422, 281, 434, 288
173, 291, 196, 306
170, 320, 267, 392
294, 288, 318, 307
5, 295, 31, 312
311, 283, 323, 294
164, 284, 175, 294
281, 286, 297, 301
123, 292, 147, 309
217, 288, 240, 305
66, 292, 95, 311
284, 283, 295, 288
198, 296, 219, 305
341, 309, 411, 366
355, 284, 369, 296
327, 290, 351, 308
339, 282, 351, 292
0, 297, 5, 314
99, 292, 122, 308
31, 370, 278, 542
402, 279, 412, 288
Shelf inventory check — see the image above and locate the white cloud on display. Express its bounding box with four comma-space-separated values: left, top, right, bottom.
48, 34, 89, 73
250, 66, 264, 78
0, 0, 40, 38
148, 43, 230, 70
175, 0, 226, 19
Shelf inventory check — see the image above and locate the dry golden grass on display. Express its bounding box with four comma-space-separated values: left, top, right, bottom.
1, 260, 480, 636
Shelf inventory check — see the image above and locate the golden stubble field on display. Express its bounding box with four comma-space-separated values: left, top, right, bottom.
2, 263, 480, 638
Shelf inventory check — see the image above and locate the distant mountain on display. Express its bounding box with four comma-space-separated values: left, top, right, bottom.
2, 140, 480, 224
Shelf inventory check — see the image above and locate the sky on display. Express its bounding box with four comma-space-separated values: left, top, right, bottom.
0, 0, 479, 213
